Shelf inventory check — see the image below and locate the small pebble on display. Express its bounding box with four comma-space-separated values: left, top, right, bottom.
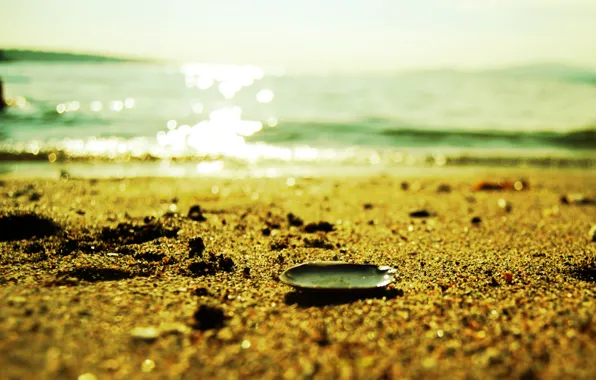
188, 205, 206, 222
561, 193, 596, 205
498, 199, 512, 213
471, 216, 481, 225
304, 221, 334, 233
436, 184, 451, 193
287, 213, 304, 227
503, 272, 513, 284
141, 359, 155, 373
193, 304, 226, 330
130, 327, 159, 341
29, 192, 42, 201
189, 237, 206, 257
409, 209, 433, 218
78, 373, 98, 380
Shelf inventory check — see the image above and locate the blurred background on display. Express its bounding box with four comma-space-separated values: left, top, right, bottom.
1, 0, 595, 177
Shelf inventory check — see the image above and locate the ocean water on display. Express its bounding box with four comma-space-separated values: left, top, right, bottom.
1, 61, 595, 177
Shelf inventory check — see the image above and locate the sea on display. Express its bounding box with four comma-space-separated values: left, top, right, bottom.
1, 61, 595, 178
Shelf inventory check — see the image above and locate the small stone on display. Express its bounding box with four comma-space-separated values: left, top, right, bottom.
304, 221, 334, 233
498, 199, 512, 213
287, 213, 304, 227
471, 216, 482, 225
400, 182, 409, 191
141, 359, 155, 373
189, 237, 206, 257
436, 184, 451, 193
130, 327, 159, 341
503, 272, 513, 284
262, 227, 271, 236
363, 203, 373, 210
561, 193, 596, 205
589, 225, 596, 242
193, 287, 210, 296
78, 373, 98, 380
187, 205, 206, 222
409, 209, 433, 218
193, 304, 226, 330
29, 192, 42, 201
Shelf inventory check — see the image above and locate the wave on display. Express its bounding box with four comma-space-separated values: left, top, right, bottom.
380, 127, 596, 149
247, 120, 596, 150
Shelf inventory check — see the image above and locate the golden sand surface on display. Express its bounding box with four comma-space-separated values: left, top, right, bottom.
0, 168, 595, 379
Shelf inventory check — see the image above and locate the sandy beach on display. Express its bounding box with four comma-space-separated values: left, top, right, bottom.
1, 168, 595, 379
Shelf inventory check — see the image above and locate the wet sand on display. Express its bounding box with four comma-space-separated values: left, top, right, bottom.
1, 168, 595, 379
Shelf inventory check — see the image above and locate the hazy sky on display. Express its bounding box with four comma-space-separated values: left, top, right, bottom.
1, 0, 595, 71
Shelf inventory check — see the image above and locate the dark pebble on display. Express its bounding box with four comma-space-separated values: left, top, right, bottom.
303, 237, 334, 249
193, 287, 210, 296
262, 227, 271, 236
436, 184, 451, 193
29, 192, 42, 201
99, 222, 179, 245
287, 213, 304, 227
363, 203, 373, 210
189, 237, 206, 257
409, 210, 433, 218
214, 254, 235, 272
188, 205, 206, 222
304, 221, 334, 233
471, 216, 482, 224
0, 212, 62, 242
400, 182, 409, 191
271, 238, 289, 251
187, 261, 216, 276
193, 305, 226, 330
24, 242, 45, 254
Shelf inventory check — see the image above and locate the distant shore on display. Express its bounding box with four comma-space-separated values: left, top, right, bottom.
0, 49, 149, 63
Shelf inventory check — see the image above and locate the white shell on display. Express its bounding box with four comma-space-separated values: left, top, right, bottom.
280, 261, 396, 291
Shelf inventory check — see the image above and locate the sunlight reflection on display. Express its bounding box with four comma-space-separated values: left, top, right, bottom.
111, 101, 124, 112
181, 63, 264, 95
90, 101, 103, 112
124, 98, 135, 109
196, 77, 214, 90
66, 101, 80, 112
197, 160, 225, 174
256, 89, 274, 103
192, 103, 203, 113
267, 117, 278, 127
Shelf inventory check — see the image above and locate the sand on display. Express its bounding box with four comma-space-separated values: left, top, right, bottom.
0, 168, 595, 379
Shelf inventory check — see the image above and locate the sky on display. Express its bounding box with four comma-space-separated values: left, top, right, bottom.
1, 0, 595, 71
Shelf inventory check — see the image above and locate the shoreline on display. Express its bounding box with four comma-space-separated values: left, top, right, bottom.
1, 158, 596, 181
1, 169, 595, 379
